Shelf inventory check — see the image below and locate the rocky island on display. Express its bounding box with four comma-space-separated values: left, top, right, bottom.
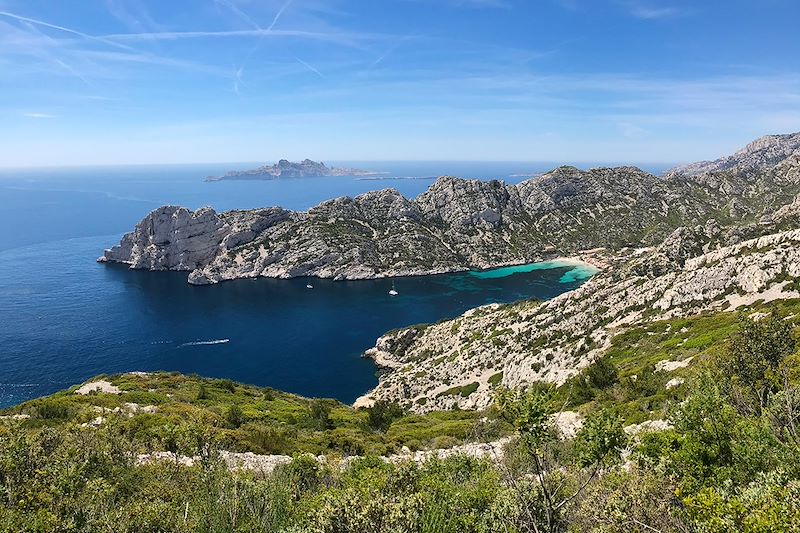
103, 133, 800, 286
204, 158, 383, 181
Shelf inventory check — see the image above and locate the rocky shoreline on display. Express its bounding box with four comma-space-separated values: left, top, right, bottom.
94, 132, 800, 415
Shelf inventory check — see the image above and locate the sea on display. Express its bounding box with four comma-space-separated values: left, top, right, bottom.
0, 161, 672, 408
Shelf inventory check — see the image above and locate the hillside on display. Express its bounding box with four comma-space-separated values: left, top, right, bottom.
0, 372, 505, 458
356, 226, 800, 412
665, 132, 800, 178
2, 296, 799, 531
100, 133, 800, 284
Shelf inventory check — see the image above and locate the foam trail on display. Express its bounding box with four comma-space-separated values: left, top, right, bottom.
178, 339, 230, 348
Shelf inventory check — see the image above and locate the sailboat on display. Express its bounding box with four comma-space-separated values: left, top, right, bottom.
388, 281, 398, 296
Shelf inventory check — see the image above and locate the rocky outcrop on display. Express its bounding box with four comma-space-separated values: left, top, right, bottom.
205, 159, 381, 181
100, 206, 231, 271
666, 132, 800, 178
102, 132, 800, 285
355, 227, 800, 413
136, 437, 512, 474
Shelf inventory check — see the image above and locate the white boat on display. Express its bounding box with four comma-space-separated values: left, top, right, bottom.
388, 282, 398, 296
306, 284, 314, 289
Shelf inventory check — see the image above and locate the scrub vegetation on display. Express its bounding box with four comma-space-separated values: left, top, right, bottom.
2, 302, 800, 532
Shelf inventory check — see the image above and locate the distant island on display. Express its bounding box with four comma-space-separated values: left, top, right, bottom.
205, 159, 385, 181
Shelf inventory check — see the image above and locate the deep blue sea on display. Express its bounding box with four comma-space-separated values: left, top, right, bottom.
0, 161, 672, 408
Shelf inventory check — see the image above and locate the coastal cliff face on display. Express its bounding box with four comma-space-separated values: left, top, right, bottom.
102, 206, 231, 271
101, 132, 800, 285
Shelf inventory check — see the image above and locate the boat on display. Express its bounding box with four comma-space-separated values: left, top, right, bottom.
388, 282, 398, 296
306, 284, 313, 289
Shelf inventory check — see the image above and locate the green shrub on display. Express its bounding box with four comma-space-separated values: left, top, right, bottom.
196, 384, 208, 401
32, 398, 74, 420
216, 379, 237, 393
366, 400, 404, 432
226, 404, 245, 429
309, 399, 332, 431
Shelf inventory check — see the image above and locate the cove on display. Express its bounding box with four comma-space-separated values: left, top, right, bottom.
0, 236, 597, 408
468, 259, 600, 282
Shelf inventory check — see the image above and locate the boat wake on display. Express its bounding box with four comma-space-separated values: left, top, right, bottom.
178, 339, 230, 348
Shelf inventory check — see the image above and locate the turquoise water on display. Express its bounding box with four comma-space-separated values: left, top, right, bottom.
468, 260, 600, 282
0, 162, 627, 408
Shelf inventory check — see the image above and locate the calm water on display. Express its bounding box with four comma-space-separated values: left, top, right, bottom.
0, 162, 668, 407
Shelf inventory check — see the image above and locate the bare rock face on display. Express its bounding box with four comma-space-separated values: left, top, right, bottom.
666, 132, 800, 178
102, 206, 229, 271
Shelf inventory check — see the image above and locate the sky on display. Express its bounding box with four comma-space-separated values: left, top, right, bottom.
0, 0, 799, 167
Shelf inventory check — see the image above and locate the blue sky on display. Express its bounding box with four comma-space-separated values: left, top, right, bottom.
1, 0, 798, 167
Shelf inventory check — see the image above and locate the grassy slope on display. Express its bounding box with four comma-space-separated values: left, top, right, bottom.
558, 297, 800, 424
3, 298, 799, 460
0, 373, 509, 457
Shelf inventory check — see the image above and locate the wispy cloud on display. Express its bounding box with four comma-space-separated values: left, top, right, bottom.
295, 57, 324, 78
0, 9, 262, 85
78, 49, 232, 77
267, 0, 295, 32
0, 10, 135, 50
629, 6, 677, 19
410, 0, 511, 8
105, 0, 163, 34
101, 28, 380, 47
621, 1, 681, 19
22, 112, 56, 118
4, 18, 94, 85
558, 0, 684, 19
448, 0, 511, 7
370, 34, 418, 67
232, 65, 244, 95
214, 0, 262, 30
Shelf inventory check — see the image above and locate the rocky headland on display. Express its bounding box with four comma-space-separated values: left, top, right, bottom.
101, 132, 800, 286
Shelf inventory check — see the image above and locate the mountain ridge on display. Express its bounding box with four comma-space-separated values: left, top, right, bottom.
101, 133, 800, 285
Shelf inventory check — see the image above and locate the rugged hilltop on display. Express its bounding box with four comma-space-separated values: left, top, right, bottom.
665, 132, 800, 179
101, 132, 800, 285
205, 159, 381, 181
